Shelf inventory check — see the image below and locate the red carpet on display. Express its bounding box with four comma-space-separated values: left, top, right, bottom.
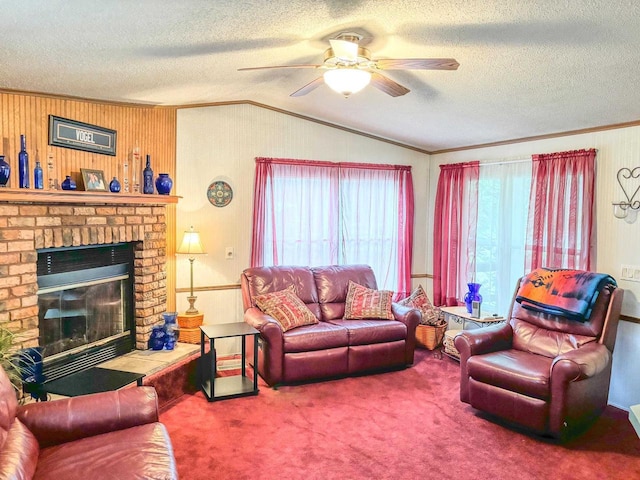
160, 350, 640, 479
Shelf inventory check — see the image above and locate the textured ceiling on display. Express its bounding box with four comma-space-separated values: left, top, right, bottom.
2, 0, 640, 152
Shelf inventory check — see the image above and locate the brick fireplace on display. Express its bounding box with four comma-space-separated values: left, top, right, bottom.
0, 199, 171, 353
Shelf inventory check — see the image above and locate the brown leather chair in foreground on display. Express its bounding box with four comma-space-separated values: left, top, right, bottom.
0, 365, 178, 479
454, 272, 623, 439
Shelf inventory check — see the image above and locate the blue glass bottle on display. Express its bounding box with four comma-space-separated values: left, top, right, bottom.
143, 155, 154, 194
18, 135, 29, 188
34, 161, 44, 189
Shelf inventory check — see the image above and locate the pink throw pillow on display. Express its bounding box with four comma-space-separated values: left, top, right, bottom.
254, 285, 319, 332
399, 285, 440, 325
344, 281, 394, 320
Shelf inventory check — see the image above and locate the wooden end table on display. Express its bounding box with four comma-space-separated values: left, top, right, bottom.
199, 322, 259, 401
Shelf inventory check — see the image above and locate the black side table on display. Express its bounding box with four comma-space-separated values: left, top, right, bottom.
199, 322, 259, 401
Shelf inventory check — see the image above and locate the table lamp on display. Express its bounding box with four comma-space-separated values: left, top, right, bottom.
176, 226, 206, 314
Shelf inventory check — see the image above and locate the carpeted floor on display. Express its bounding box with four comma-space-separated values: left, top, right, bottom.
160, 349, 640, 480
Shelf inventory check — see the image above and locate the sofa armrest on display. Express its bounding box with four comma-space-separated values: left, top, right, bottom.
551, 343, 611, 383
455, 323, 513, 404
16, 386, 160, 448
391, 303, 421, 364
454, 322, 513, 358
391, 303, 421, 330
244, 307, 286, 347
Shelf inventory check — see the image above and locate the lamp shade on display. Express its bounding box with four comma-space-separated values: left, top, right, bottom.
323, 69, 371, 97
176, 227, 206, 255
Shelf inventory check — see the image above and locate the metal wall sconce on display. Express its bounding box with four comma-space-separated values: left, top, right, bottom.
612, 167, 640, 223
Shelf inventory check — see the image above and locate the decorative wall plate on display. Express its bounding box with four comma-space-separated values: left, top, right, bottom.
207, 180, 233, 207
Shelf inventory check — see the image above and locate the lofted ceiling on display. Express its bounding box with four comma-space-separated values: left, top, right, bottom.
2, 1, 640, 152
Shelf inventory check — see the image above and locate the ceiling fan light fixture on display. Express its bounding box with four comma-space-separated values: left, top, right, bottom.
323, 69, 371, 97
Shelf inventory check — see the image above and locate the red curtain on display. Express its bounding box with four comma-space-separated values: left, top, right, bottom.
250, 157, 414, 296
525, 149, 596, 271
433, 161, 479, 306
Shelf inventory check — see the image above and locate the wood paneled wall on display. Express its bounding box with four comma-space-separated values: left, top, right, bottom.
0, 90, 178, 310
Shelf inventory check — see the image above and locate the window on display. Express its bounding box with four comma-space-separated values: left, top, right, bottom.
434, 149, 595, 316
475, 161, 531, 315
251, 158, 414, 296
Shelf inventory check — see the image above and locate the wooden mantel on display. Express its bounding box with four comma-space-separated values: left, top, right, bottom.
0, 187, 179, 205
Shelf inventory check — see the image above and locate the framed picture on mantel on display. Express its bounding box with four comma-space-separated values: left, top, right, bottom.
48, 115, 117, 156
81, 168, 108, 192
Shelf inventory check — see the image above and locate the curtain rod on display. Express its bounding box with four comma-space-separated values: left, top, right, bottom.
479, 155, 531, 167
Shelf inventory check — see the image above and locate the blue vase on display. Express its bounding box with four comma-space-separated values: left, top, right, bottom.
61, 175, 77, 190
109, 176, 121, 193
163, 312, 179, 350
155, 173, 173, 195
463, 282, 482, 314
18, 134, 29, 188
0, 155, 10, 187
149, 325, 166, 350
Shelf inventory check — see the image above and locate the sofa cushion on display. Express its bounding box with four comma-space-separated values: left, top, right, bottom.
0, 419, 39, 480
254, 286, 319, 332
0, 364, 18, 452
283, 322, 349, 353
329, 319, 407, 346
467, 349, 553, 400
34, 423, 176, 480
242, 266, 321, 318
399, 284, 440, 325
344, 281, 394, 320
312, 265, 378, 321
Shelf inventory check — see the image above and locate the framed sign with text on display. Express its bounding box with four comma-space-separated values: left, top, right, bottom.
48, 115, 117, 156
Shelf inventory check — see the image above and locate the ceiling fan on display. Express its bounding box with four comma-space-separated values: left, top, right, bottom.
238, 32, 459, 98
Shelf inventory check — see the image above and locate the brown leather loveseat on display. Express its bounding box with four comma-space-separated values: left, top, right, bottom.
0, 365, 178, 479
241, 264, 420, 386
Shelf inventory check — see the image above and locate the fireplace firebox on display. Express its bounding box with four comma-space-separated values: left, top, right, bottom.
37, 243, 135, 382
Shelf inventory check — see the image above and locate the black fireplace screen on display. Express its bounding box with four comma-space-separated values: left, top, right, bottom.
38, 266, 128, 357
37, 244, 135, 381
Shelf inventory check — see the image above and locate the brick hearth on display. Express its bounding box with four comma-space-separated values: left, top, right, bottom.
0, 202, 169, 350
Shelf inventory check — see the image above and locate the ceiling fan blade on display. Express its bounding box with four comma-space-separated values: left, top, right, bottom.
370, 72, 410, 97
329, 39, 359, 62
375, 58, 460, 70
290, 77, 325, 97
238, 64, 322, 71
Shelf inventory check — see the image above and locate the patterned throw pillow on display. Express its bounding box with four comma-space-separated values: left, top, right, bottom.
254, 285, 319, 332
344, 281, 395, 320
399, 285, 440, 325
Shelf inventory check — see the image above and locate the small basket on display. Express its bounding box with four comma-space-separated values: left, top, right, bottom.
177, 313, 204, 329
415, 321, 448, 350
443, 329, 461, 359
178, 327, 201, 344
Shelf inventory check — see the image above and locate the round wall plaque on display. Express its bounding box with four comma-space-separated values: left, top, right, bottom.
207, 180, 233, 207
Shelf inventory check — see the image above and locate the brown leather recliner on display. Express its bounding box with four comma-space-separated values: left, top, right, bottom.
0, 364, 178, 479
454, 277, 623, 439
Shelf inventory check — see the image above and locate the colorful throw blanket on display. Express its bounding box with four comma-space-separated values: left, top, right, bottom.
515, 268, 617, 322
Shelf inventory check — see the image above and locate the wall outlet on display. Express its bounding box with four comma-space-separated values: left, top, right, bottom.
620, 264, 640, 282
225, 247, 234, 259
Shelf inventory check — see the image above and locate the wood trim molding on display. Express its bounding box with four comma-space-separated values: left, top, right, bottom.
0, 188, 179, 205
430, 119, 640, 155
175, 100, 431, 155
410, 273, 433, 279
0, 87, 176, 110
620, 314, 640, 325
176, 283, 241, 294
